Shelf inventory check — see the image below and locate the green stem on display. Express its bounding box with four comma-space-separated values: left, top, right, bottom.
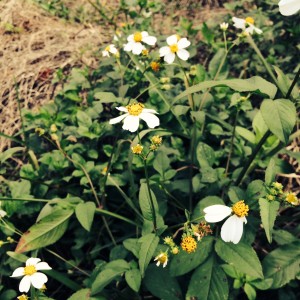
286, 66, 300, 99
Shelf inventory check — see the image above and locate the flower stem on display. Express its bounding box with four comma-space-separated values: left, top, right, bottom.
286, 66, 300, 99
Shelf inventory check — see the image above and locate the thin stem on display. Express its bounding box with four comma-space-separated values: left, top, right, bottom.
223, 31, 228, 52
133, 82, 161, 101
286, 66, 300, 99
15, 82, 27, 146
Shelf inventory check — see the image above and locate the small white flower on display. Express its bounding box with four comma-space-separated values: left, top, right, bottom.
124, 31, 157, 55
0, 209, 7, 218
109, 102, 159, 132
204, 200, 249, 244
232, 16, 262, 35
154, 252, 168, 268
102, 44, 118, 57
11, 258, 52, 293
159, 35, 191, 64
220, 22, 229, 31
278, 0, 300, 16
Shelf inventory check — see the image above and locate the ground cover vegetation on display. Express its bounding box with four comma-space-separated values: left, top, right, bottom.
0, 0, 299, 299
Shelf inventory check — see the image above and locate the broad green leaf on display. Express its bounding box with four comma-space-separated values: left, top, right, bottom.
77, 110, 92, 128
265, 158, 276, 185
263, 241, 300, 288
258, 198, 279, 243
250, 278, 273, 290
15, 208, 74, 253
6, 251, 28, 263
201, 166, 218, 183
196, 142, 215, 167
123, 238, 140, 258
67, 288, 102, 300
252, 111, 268, 140
174, 76, 277, 103
215, 240, 263, 279
173, 105, 190, 116
93, 92, 120, 103
170, 236, 214, 276
138, 233, 159, 277
235, 126, 256, 144
261, 99, 296, 144
125, 269, 141, 292
0, 147, 25, 163
246, 180, 266, 209
153, 151, 170, 177
244, 283, 256, 300
144, 264, 182, 300
139, 183, 159, 221
228, 186, 245, 203
186, 255, 228, 300
75, 202, 96, 231
272, 229, 298, 245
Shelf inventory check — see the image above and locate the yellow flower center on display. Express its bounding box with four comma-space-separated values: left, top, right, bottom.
150, 61, 160, 72
131, 144, 143, 154
17, 295, 29, 300
172, 247, 179, 255
157, 253, 168, 264
24, 265, 37, 276
245, 17, 254, 24
169, 44, 178, 53
232, 200, 249, 217
151, 135, 162, 145
181, 236, 197, 253
105, 46, 110, 52
126, 103, 144, 116
133, 32, 143, 42
142, 49, 149, 56
286, 193, 298, 205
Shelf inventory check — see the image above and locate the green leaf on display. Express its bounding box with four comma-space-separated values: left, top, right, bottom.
263, 241, 300, 288
123, 238, 140, 258
215, 239, 263, 279
201, 166, 218, 183
261, 99, 296, 144
0, 147, 25, 163
265, 158, 276, 185
144, 264, 182, 300
67, 288, 101, 300
77, 110, 92, 128
153, 151, 170, 176
75, 202, 96, 231
208, 48, 228, 79
15, 208, 74, 253
272, 229, 298, 245
235, 126, 256, 144
125, 269, 141, 292
170, 236, 214, 276
139, 183, 159, 221
244, 283, 256, 300
174, 76, 277, 103
196, 142, 215, 167
94, 92, 120, 103
138, 234, 159, 277
186, 255, 229, 300
258, 198, 279, 243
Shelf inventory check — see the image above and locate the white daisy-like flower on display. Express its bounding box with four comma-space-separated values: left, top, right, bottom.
232, 16, 262, 35
123, 31, 157, 55
154, 252, 168, 268
159, 35, 191, 64
11, 257, 52, 293
204, 200, 249, 244
109, 102, 159, 132
0, 209, 7, 218
102, 44, 118, 57
278, 0, 300, 16
220, 22, 229, 31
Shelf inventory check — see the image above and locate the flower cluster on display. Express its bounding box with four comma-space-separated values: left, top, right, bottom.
266, 182, 299, 206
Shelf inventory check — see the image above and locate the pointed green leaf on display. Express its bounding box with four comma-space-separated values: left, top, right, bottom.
258, 198, 279, 243
153, 151, 170, 176
125, 269, 141, 292
186, 255, 229, 300
67, 288, 101, 300
265, 158, 276, 185
139, 183, 159, 221
261, 99, 296, 144
272, 229, 298, 245
75, 202, 96, 231
15, 208, 74, 253
196, 142, 215, 167
215, 239, 263, 279
244, 283, 256, 300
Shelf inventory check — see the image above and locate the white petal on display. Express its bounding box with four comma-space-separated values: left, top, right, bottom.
166, 35, 177, 45
139, 112, 160, 128
142, 108, 158, 114
177, 38, 190, 49
177, 49, 190, 61
132, 43, 144, 55
35, 262, 52, 271
109, 114, 128, 125
26, 258, 41, 266
163, 260, 168, 268
143, 35, 157, 46
156, 261, 160, 267
221, 215, 244, 244
204, 205, 232, 223
127, 34, 134, 42
279, 0, 300, 16
159, 46, 171, 57
102, 50, 109, 57
11, 267, 25, 277
19, 276, 31, 293
141, 31, 149, 37
164, 52, 176, 64
245, 26, 254, 35
31, 272, 48, 289
0, 210, 6, 217
232, 17, 246, 29
122, 115, 140, 132
254, 26, 263, 34
116, 107, 128, 112
124, 42, 133, 52
109, 45, 118, 54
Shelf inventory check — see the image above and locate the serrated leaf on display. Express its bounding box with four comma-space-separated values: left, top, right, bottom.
215, 239, 263, 279
265, 158, 276, 185
77, 110, 92, 128
153, 151, 170, 176
94, 92, 120, 103
170, 236, 214, 276
186, 255, 229, 300
139, 183, 159, 221
125, 269, 141, 292
258, 198, 279, 243
138, 233, 159, 277
196, 142, 215, 167
261, 99, 296, 144
75, 202, 96, 231
123, 238, 140, 258
272, 229, 298, 245
263, 241, 300, 288
15, 208, 74, 253
67, 288, 96, 300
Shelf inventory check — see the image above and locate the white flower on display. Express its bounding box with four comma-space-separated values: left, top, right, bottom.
278, 0, 300, 16
204, 200, 249, 244
154, 252, 168, 268
11, 258, 52, 293
109, 102, 159, 132
159, 35, 191, 64
220, 22, 229, 31
102, 44, 118, 57
232, 17, 262, 35
124, 31, 157, 55
0, 209, 7, 218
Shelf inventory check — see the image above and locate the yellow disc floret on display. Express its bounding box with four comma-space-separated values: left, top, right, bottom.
181, 236, 197, 253
285, 192, 299, 205
17, 295, 29, 300
131, 144, 143, 154
150, 61, 160, 72
245, 17, 255, 24
24, 265, 37, 276
133, 32, 143, 42
169, 44, 178, 53
126, 103, 144, 116
232, 200, 249, 217
105, 46, 110, 52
